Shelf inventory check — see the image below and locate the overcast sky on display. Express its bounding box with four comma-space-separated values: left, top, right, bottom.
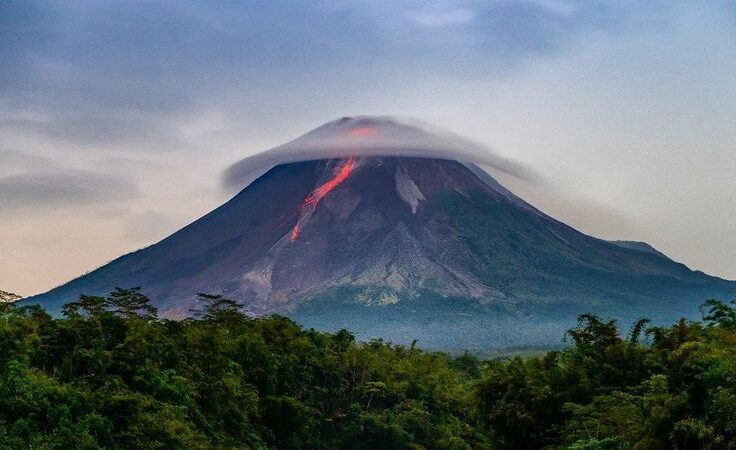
2, 0, 735, 296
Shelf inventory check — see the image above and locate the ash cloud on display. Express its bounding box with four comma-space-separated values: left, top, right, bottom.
223, 116, 540, 190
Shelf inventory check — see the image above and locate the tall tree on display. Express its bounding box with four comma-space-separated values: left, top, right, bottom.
701, 299, 736, 329
61, 294, 108, 319
192, 292, 244, 322
108, 286, 158, 319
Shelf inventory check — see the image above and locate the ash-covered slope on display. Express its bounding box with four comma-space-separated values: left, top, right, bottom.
24, 119, 735, 348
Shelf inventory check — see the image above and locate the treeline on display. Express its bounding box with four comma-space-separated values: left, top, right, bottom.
0, 289, 735, 449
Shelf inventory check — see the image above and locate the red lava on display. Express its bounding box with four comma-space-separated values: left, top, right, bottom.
291, 157, 356, 241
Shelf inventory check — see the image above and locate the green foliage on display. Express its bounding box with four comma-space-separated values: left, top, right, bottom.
0, 289, 489, 449
475, 299, 736, 449
627, 318, 651, 346
701, 299, 736, 329
1, 292, 736, 449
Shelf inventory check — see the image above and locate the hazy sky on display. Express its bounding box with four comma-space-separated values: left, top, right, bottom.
2, 0, 735, 296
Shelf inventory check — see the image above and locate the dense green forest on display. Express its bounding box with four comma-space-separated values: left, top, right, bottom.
1, 289, 735, 449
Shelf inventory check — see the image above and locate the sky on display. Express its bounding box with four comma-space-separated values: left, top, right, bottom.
1, 0, 735, 296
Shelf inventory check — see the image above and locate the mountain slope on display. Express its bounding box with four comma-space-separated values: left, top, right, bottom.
24, 158, 735, 347
23, 120, 736, 348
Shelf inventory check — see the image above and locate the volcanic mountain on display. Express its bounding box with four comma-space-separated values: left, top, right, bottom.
24, 118, 735, 348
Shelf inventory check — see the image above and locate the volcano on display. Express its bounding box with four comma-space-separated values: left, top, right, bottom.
25, 117, 735, 348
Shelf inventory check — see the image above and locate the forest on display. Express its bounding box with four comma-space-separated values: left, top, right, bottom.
1, 289, 735, 449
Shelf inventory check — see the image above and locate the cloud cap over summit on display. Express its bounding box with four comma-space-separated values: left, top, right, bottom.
222, 116, 537, 190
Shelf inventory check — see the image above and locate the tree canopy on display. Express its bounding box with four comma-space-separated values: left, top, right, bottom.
1, 291, 735, 449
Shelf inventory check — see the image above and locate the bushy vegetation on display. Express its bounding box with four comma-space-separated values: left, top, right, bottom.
1, 289, 735, 449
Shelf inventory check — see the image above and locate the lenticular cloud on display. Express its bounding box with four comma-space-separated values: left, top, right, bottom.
222, 116, 536, 190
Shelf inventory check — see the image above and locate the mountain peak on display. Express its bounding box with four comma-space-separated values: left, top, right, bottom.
223, 115, 536, 191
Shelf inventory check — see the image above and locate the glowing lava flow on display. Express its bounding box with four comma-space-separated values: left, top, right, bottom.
290, 157, 356, 241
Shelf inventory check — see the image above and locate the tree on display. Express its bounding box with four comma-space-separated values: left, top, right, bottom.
191, 292, 244, 322
61, 295, 108, 319
108, 287, 158, 319
6, 292, 736, 449
701, 299, 736, 329
627, 318, 651, 345
566, 314, 619, 351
